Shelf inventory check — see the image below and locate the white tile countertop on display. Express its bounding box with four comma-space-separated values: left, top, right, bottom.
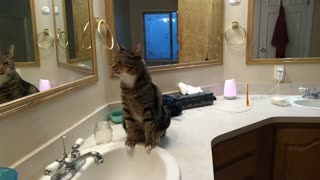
82, 95, 320, 180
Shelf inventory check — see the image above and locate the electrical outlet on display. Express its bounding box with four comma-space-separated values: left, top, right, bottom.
274, 65, 284, 81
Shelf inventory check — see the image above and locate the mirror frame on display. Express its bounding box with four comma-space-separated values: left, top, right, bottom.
52, 0, 93, 74
105, 0, 224, 76
246, 0, 320, 64
0, 0, 98, 118
15, 0, 40, 67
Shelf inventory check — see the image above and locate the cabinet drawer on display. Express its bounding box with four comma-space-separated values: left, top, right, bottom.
212, 130, 258, 169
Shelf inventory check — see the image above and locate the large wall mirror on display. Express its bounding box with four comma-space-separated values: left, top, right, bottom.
105, 0, 223, 73
53, 0, 93, 74
247, 0, 320, 64
0, 0, 97, 117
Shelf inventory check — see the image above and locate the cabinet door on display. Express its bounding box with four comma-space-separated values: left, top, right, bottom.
274, 128, 320, 180
212, 126, 273, 180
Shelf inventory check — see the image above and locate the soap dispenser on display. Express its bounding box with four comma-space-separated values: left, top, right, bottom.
94, 121, 113, 145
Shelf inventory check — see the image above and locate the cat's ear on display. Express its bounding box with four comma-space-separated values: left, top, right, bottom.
132, 43, 142, 57
116, 42, 126, 52
7, 44, 15, 57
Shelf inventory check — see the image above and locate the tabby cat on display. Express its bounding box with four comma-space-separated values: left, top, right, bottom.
0, 45, 39, 104
112, 43, 171, 151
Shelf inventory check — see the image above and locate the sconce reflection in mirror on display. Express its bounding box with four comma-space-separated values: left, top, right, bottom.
57, 29, 68, 49
81, 22, 92, 50
96, 18, 114, 50
225, 21, 247, 46
229, 0, 241, 6
37, 28, 55, 49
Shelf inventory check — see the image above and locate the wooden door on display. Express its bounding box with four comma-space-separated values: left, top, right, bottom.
0, 0, 35, 62
178, 0, 221, 62
254, 0, 313, 58
274, 127, 320, 180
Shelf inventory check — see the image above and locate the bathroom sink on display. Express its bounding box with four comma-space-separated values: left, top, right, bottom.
289, 97, 320, 110
41, 142, 180, 180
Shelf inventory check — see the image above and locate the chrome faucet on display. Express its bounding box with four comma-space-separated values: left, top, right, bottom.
44, 136, 104, 180
299, 87, 320, 99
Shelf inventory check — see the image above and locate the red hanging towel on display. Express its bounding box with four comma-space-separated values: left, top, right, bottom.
271, 1, 289, 58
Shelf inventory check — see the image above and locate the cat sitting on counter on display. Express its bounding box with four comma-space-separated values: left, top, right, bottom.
112, 43, 179, 152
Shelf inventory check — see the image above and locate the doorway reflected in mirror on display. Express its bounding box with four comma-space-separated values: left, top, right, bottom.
54, 0, 93, 73
0, 0, 39, 66
143, 12, 178, 66
248, 0, 320, 62
107, 0, 223, 73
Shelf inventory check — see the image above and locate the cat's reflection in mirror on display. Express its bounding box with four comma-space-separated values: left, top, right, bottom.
0, 45, 38, 104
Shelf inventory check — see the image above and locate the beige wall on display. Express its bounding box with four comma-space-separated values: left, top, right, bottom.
1, 0, 320, 168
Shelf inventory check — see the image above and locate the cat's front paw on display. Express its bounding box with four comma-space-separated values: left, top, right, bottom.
125, 139, 136, 151
145, 142, 155, 152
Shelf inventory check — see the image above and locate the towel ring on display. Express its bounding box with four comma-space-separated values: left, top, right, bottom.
96, 18, 114, 50
81, 22, 92, 50
225, 21, 247, 45
37, 28, 55, 49
57, 29, 68, 49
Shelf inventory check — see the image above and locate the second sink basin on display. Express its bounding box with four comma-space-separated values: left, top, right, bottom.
289, 96, 320, 110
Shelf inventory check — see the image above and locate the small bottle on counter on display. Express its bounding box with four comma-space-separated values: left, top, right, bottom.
94, 121, 113, 145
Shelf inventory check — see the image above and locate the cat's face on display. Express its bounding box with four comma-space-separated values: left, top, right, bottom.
112, 43, 143, 76
0, 45, 16, 77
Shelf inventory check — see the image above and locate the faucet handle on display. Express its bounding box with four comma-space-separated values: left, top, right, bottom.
298, 87, 308, 92
298, 87, 311, 97
313, 88, 317, 93
44, 161, 60, 176
71, 138, 84, 158
72, 138, 84, 150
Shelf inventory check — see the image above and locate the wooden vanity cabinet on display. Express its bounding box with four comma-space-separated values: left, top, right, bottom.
212, 123, 320, 180
274, 126, 320, 180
